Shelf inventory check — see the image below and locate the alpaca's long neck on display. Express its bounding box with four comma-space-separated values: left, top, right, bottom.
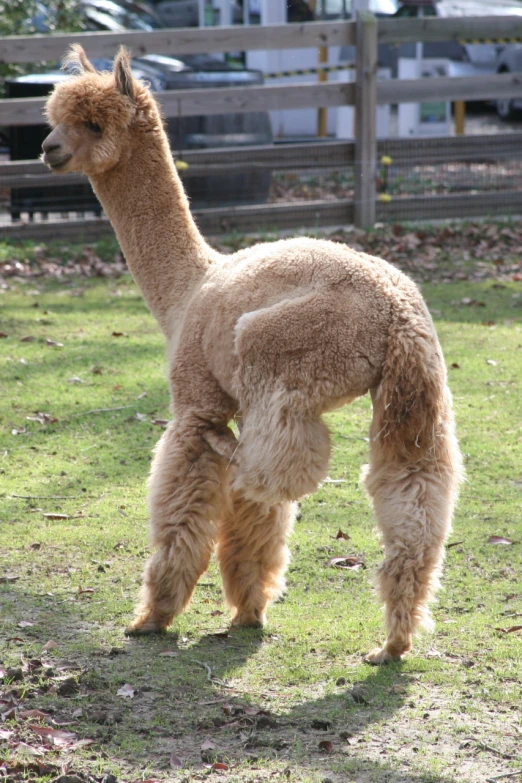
90, 118, 214, 336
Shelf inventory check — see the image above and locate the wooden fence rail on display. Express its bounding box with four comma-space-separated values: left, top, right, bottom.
4, 70, 522, 128
2, 15, 522, 65
2, 13, 522, 233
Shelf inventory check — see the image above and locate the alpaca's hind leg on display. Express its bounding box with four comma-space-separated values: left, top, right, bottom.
217, 491, 296, 627
126, 416, 226, 634
363, 437, 461, 665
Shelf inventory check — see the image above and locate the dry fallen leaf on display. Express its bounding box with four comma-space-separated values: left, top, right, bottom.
21, 335, 37, 342
42, 513, 70, 520
486, 359, 498, 366
19, 709, 50, 720
13, 741, 47, 756
27, 413, 58, 424
495, 625, 522, 634
335, 529, 350, 541
318, 740, 334, 753
327, 555, 365, 570
18, 621, 34, 628
200, 738, 216, 751
158, 650, 179, 657
488, 535, 513, 545
152, 419, 169, 428
117, 683, 136, 698
446, 540, 464, 549
29, 725, 77, 747
45, 339, 64, 347
42, 640, 58, 651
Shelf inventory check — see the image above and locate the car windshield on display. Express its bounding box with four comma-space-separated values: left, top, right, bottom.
83, 0, 164, 29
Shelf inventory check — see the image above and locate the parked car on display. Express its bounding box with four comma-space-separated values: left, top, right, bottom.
7, 0, 273, 217
151, 0, 243, 27
379, 0, 522, 75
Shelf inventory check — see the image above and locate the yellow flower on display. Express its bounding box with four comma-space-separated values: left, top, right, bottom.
380, 155, 392, 166
379, 193, 392, 203
175, 159, 189, 171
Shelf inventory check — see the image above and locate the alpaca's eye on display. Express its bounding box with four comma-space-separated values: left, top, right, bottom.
85, 120, 102, 134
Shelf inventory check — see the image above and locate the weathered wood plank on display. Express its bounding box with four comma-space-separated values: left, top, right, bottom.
0, 141, 356, 187
194, 198, 354, 233
0, 217, 114, 242
377, 71, 522, 104
4, 70, 522, 129
2, 188, 522, 242
0, 81, 355, 127
354, 11, 377, 229
0, 199, 355, 240
0, 21, 355, 65
378, 15, 522, 45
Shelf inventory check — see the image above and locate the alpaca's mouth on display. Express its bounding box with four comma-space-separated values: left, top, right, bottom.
43, 153, 73, 171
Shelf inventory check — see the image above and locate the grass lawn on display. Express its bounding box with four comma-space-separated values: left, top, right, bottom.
0, 233, 521, 783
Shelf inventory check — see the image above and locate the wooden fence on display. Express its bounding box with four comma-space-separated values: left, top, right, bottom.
2, 13, 522, 238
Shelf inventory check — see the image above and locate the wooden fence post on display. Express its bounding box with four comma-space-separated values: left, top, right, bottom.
354, 10, 377, 229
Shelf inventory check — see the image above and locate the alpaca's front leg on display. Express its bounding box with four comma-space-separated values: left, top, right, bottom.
216, 490, 296, 628
126, 416, 227, 635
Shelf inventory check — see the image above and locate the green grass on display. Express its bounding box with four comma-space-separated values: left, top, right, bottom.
0, 260, 521, 783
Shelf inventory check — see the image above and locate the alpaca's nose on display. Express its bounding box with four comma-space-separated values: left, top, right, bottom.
42, 138, 61, 154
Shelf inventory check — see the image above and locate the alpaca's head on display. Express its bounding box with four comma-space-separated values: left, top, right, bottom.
42, 45, 149, 176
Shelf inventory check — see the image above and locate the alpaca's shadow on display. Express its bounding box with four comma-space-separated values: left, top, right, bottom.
2, 583, 456, 783
116, 629, 450, 782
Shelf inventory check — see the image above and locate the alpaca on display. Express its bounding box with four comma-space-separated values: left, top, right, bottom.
42, 45, 462, 665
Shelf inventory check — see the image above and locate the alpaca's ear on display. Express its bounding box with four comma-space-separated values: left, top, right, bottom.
62, 44, 97, 74
114, 47, 136, 101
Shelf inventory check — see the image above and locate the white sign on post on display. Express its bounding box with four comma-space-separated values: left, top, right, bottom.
397, 58, 451, 137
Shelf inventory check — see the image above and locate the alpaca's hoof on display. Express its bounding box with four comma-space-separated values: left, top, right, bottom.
125, 615, 168, 636
231, 609, 265, 629
364, 646, 404, 666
